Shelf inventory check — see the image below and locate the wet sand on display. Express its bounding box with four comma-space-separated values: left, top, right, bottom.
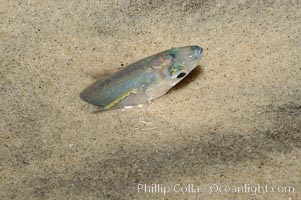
1, 0, 300, 199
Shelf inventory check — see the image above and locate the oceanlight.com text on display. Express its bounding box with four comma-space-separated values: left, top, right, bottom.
137, 183, 295, 196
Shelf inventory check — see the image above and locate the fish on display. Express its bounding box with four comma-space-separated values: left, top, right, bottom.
80, 45, 203, 111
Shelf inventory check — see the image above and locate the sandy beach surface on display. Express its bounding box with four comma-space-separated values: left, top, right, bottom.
1, 0, 300, 199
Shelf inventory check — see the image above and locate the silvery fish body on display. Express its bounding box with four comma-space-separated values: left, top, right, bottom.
80, 45, 203, 111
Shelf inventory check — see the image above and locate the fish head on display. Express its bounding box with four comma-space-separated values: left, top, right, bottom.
167, 45, 203, 84
144, 45, 203, 99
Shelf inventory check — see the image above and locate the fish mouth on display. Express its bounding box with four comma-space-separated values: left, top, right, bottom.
192, 46, 203, 60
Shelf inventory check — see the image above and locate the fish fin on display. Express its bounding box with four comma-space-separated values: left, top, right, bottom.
144, 79, 175, 99
104, 88, 138, 110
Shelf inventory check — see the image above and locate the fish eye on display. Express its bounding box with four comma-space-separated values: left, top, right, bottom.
176, 72, 186, 78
